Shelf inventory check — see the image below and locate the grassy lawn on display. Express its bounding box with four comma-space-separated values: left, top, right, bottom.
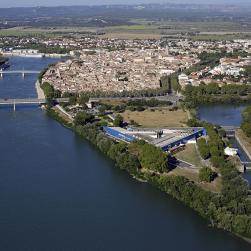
168, 168, 222, 193
174, 144, 202, 167
121, 108, 188, 128
53, 106, 73, 124
101, 32, 162, 40
169, 144, 222, 193
0, 27, 98, 37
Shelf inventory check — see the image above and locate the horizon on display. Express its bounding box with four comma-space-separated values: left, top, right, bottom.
1, 0, 251, 8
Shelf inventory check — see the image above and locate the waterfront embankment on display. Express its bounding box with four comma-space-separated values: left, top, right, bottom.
35, 80, 45, 99
2, 52, 68, 58
236, 129, 251, 169
54, 105, 74, 123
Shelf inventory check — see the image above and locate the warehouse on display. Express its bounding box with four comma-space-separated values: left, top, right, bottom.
103, 126, 206, 151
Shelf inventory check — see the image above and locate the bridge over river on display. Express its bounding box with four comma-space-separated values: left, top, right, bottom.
0, 70, 41, 78
0, 98, 69, 111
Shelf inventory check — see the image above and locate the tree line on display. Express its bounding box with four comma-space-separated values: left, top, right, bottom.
183, 83, 251, 106
241, 106, 251, 138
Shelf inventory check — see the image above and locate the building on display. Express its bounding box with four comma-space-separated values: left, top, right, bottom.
103, 126, 206, 151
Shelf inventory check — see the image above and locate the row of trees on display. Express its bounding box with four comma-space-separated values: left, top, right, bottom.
77, 87, 169, 99
126, 98, 172, 107
197, 138, 210, 159
97, 98, 173, 114
20, 43, 72, 54
40, 82, 62, 107
160, 74, 181, 93
241, 106, 251, 138
62, 92, 89, 106
183, 83, 251, 106
196, 121, 225, 168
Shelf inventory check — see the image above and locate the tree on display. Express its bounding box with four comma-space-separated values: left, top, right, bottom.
113, 114, 124, 127
131, 141, 168, 173
41, 82, 55, 99
74, 111, 94, 126
197, 138, 210, 159
199, 167, 217, 182
78, 93, 89, 106
241, 106, 251, 138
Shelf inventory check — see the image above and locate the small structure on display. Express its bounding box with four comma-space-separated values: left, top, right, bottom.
86, 98, 99, 109
224, 147, 238, 156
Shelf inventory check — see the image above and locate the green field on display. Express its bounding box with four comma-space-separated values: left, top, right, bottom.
1, 19, 251, 40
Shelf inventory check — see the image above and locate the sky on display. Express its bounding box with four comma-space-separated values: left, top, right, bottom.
0, 0, 249, 8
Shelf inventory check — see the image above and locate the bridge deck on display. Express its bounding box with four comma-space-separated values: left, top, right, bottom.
0, 70, 40, 74
0, 98, 69, 105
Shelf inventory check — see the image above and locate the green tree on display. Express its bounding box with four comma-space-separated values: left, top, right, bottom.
199, 167, 217, 182
131, 141, 168, 173
74, 111, 94, 126
197, 138, 210, 159
113, 114, 124, 127
78, 93, 89, 106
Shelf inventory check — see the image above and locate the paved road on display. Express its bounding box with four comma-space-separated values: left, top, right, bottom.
168, 156, 194, 169
90, 94, 183, 103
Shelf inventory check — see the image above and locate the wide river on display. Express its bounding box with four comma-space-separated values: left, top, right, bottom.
0, 57, 251, 251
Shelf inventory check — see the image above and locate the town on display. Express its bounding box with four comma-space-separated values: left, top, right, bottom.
34, 37, 251, 93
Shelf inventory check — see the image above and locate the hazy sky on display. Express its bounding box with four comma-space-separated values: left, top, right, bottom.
0, 0, 249, 8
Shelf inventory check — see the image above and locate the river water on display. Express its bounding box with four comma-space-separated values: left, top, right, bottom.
0, 57, 251, 251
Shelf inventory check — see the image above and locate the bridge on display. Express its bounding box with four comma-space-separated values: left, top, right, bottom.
221, 126, 240, 137
0, 98, 69, 111
221, 126, 240, 131
0, 70, 41, 78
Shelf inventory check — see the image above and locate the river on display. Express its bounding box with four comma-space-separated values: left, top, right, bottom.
0, 57, 251, 251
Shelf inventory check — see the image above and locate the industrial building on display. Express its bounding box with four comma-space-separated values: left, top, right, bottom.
103, 126, 206, 151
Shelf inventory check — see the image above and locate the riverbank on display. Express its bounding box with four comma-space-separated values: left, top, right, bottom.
35, 81, 45, 99
236, 129, 251, 167
48, 103, 251, 243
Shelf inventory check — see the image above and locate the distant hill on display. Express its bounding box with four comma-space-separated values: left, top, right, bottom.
0, 4, 250, 27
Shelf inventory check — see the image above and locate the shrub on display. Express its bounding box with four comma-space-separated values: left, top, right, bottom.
199, 167, 217, 182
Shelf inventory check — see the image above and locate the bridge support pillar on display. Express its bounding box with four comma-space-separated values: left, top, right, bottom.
22, 72, 25, 78
0, 72, 3, 79
13, 102, 16, 112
